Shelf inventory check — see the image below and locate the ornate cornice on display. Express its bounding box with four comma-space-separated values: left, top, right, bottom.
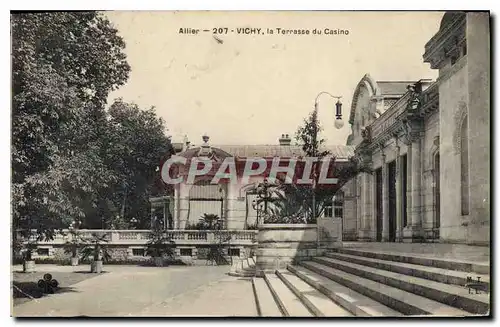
423, 13, 466, 70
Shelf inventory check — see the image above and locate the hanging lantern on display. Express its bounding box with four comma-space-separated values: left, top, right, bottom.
335, 99, 342, 119
334, 99, 344, 129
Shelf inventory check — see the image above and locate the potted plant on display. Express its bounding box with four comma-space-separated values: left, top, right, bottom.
145, 225, 175, 267
21, 241, 38, 273
199, 213, 221, 230
64, 231, 82, 266
14, 230, 40, 273
80, 233, 111, 273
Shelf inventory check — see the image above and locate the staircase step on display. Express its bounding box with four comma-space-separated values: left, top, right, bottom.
276, 270, 352, 317
264, 273, 313, 317
288, 264, 402, 317
252, 277, 282, 317
326, 252, 490, 289
242, 258, 250, 270
301, 261, 471, 316
314, 256, 489, 315
334, 248, 489, 274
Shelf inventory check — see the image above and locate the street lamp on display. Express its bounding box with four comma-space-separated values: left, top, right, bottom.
313, 92, 343, 249
130, 217, 138, 229
314, 92, 344, 130
69, 219, 81, 231
252, 200, 265, 225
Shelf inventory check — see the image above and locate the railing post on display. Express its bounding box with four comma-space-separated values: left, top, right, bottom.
111, 231, 119, 242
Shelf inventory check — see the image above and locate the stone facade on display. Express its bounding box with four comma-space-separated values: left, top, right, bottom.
341, 12, 490, 245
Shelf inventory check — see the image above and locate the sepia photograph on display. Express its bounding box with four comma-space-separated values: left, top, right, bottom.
10, 9, 491, 318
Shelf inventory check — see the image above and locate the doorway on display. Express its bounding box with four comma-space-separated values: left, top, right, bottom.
388, 161, 397, 242
375, 168, 383, 242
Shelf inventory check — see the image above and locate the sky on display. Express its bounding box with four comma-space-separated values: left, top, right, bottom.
105, 11, 443, 146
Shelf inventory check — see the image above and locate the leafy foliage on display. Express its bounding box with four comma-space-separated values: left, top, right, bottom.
145, 226, 175, 258
262, 108, 371, 223
63, 230, 83, 258
80, 232, 111, 262
199, 214, 222, 230
11, 12, 173, 244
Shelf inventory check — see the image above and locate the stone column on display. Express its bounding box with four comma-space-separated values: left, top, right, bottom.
405, 142, 413, 227
411, 136, 423, 229
356, 176, 363, 240
177, 184, 190, 230
358, 173, 373, 241
404, 133, 423, 242
381, 151, 389, 241
395, 141, 402, 242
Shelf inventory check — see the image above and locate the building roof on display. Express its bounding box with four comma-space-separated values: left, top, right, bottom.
178, 144, 355, 160
377, 81, 414, 96
349, 74, 417, 124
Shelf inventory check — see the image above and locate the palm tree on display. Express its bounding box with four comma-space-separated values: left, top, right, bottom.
199, 213, 221, 230
145, 225, 175, 267
268, 156, 371, 223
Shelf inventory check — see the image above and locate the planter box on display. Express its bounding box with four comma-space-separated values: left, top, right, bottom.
70, 257, 79, 266
91, 260, 103, 273
255, 224, 322, 276
23, 260, 36, 273
154, 257, 164, 267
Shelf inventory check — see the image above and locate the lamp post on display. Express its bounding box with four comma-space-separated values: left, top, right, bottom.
313, 92, 344, 249
130, 217, 138, 230
252, 200, 264, 226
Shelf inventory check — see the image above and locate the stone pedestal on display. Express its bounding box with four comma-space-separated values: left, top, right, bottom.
255, 224, 320, 276
403, 225, 424, 243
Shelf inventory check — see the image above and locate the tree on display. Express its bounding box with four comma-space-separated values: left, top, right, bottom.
12, 12, 130, 242
267, 109, 372, 223
292, 109, 332, 221
99, 99, 173, 229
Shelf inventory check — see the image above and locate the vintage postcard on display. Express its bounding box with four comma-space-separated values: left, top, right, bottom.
11, 10, 490, 317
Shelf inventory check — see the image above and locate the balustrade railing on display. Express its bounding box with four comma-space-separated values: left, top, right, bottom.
17, 229, 257, 245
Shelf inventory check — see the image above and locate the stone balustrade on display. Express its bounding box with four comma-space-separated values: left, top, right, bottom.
17, 229, 258, 246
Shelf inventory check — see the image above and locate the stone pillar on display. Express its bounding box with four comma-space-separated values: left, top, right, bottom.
404, 134, 423, 242
381, 151, 389, 241
178, 184, 190, 230
356, 176, 363, 240
395, 142, 402, 242
405, 142, 413, 227
358, 173, 373, 241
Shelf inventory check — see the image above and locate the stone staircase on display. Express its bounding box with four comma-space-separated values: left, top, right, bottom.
229, 256, 257, 277
252, 247, 490, 317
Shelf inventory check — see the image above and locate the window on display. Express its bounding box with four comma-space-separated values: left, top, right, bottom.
132, 248, 145, 256
333, 192, 344, 218
180, 248, 193, 256
460, 115, 470, 215
462, 43, 467, 56
228, 248, 240, 256
37, 248, 49, 256
324, 200, 333, 218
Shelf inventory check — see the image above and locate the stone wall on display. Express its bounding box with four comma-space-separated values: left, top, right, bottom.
465, 13, 490, 245
255, 224, 321, 275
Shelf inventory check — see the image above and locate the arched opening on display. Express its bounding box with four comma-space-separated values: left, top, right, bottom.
188, 180, 227, 228
460, 116, 470, 216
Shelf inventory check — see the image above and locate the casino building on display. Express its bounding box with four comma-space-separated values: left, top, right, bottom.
340, 12, 490, 245
152, 12, 490, 245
